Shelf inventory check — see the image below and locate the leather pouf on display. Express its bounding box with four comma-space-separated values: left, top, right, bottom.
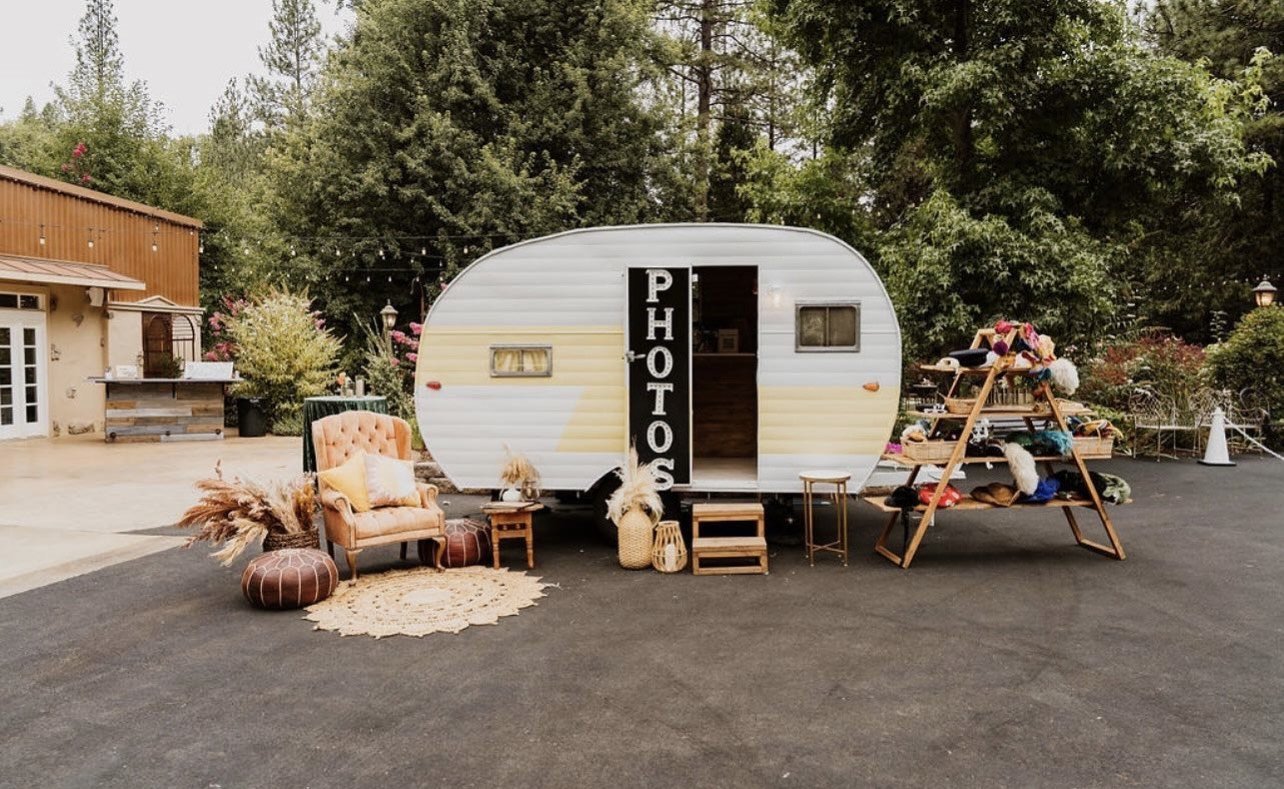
241, 548, 339, 610
419, 518, 492, 568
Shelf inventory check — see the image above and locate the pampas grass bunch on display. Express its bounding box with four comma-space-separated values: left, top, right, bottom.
499, 447, 541, 499
606, 447, 664, 525
177, 462, 317, 565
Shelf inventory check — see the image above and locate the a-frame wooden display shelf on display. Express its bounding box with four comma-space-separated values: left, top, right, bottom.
869, 328, 1128, 568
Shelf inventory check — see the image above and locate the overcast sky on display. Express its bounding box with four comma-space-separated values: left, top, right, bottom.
0, 0, 352, 135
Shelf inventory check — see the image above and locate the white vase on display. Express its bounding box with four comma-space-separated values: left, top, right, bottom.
500, 487, 523, 502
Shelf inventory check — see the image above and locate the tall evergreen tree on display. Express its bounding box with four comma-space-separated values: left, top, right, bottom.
265, 0, 669, 333
1147, 1, 1283, 338
250, 0, 327, 126
764, 0, 1269, 357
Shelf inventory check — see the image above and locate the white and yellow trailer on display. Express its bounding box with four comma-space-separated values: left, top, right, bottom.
414, 224, 900, 496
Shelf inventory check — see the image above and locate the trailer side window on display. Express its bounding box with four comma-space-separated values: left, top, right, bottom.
490, 345, 552, 377
796, 302, 860, 352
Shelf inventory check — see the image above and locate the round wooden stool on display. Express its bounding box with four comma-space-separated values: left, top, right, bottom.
799, 470, 851, 567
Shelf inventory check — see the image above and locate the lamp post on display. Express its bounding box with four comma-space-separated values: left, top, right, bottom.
1252, 279, 1276, 308
380, 301, 399, 356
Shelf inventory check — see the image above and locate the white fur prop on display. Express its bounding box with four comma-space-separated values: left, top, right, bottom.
1048, 358, 1080, 396
1004, 443, 1040, 496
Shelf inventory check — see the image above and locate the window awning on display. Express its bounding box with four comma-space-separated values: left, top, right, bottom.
0, 254, 146, 291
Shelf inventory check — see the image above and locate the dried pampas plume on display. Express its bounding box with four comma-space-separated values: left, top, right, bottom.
1048, 358, 1080, 396
177, 464, 317, 565
606, 446, 664, 525
499, 445, 541, 499
1004, 443, 1040, 496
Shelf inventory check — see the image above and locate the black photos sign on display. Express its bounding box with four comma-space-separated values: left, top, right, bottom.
627, 267, 690, 488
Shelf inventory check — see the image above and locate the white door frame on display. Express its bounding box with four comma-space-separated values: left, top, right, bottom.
0, 299, 50, 440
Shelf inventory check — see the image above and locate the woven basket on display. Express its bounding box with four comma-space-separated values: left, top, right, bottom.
944, 397, 976, 415
651, 520, 688, 573
1073, 435, 1114, 458
902, 441, 955, 463
616, 508, 654, 570
263, 529, 320, 552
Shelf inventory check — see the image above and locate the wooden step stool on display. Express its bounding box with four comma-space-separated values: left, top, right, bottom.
691, 502, 767, 576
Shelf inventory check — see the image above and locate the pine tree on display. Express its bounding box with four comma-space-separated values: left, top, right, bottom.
250, 0, 327, 127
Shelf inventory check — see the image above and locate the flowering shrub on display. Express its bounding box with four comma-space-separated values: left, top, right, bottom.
361, 319, 419, 420
203, 295, 248, 361
1077, 331, 1207, 412
59, 142, 92, 185
226, 290, 341, 431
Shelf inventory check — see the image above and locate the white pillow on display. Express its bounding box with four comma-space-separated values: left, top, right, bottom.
363, 454, 418, 508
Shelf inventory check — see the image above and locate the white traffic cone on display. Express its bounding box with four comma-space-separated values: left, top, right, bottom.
1199, 406, 1236, 467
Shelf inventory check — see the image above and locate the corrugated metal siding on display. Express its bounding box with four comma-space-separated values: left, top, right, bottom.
416, 224, 901, 493
0, 172, 200, 306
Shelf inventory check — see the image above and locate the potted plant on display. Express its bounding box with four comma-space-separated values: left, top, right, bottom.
606, 447, 663, 570
178, 462, 318, 564
499, 448, 541, 501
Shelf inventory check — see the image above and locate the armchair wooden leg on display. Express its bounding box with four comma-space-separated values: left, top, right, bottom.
400, 541, 408, 561
344, 548, 362, 581
434, 537, 446, 573
325, 539, 334, 559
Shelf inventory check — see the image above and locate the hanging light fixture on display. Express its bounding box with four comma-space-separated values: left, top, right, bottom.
39, 224, 46, 245
151, 223, 159, 253
87, 228, 95, 250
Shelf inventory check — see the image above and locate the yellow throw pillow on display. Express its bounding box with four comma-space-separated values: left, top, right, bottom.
318, 451, 373, 512
363, 453, 420, 508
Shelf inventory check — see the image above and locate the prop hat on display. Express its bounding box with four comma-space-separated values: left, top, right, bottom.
971, 482, 1019, 508
885, 485, 920, 511
949, 349, 990, 368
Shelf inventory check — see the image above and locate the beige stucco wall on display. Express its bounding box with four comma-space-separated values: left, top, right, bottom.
47, 284, 109, 436
106, 306, 144, 369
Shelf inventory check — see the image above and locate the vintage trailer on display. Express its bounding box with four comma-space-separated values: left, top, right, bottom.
414, 224, 901, 497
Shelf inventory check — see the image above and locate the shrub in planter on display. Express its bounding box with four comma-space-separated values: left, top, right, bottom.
1205, 307, 1284, 423
226, 289, 341, 432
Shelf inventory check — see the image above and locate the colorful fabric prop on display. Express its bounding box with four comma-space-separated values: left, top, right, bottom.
886, 442, 903, 454
1020, 477, 1061, 504
901, 421, 930, 443
1050, 470, 1132, 504
1037, 430, 1075, 458
1048, 358, 1079, 395
971, 482, 1019, 507
885, 485, 920, 511
1075, 419, 1124, 440
992, 339, 1010, 357
1036, 335, 1056, 362
1004, 443, 1040, 495
917, 483, 962, 508
995, 320, 1015, 335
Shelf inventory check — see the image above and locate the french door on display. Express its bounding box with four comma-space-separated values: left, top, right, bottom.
0, 313, 47, 440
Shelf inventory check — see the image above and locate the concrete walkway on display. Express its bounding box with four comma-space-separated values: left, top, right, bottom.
0, 434, 300, 598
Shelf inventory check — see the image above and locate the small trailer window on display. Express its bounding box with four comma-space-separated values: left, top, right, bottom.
490, 345, 552, 377
796, 302, 860, 352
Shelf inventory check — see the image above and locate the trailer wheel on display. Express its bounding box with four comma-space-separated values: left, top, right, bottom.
588, 474, 620, 545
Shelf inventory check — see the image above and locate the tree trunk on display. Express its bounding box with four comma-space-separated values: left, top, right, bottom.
694, 0, 715, 222
952, 0, 974, 190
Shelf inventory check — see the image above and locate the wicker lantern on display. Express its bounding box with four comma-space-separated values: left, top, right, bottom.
651, 520, 687, 573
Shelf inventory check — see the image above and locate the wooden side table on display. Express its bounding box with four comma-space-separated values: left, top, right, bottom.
481, 502, 544, 569
800, 470, 851, 567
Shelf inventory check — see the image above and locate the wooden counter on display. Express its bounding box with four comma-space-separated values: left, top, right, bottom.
89, 378, 232, 443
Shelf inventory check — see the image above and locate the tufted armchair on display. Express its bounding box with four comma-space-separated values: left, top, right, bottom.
312, 411, 445, 580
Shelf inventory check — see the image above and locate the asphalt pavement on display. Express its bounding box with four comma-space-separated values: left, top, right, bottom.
1, 457, 1281, 787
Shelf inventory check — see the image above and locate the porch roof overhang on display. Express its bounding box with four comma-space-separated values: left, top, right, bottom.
0, 254, 146, 291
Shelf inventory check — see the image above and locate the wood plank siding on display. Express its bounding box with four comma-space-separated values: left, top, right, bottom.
0, 165, 202, 306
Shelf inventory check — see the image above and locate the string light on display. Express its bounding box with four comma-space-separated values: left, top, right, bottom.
87, 229, 94, 249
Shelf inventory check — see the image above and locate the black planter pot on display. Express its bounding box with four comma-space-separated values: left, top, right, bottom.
236, 397, 268, 438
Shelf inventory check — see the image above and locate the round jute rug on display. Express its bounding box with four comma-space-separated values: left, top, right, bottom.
303, 566, 549, 638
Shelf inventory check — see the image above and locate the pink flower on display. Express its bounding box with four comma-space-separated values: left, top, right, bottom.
406, 352, 417, 363
61, 163, 71, 172
389, 329, 409, 343
408, 322, 423, 335
81, 174, 92, 184
72, 142, 86, 158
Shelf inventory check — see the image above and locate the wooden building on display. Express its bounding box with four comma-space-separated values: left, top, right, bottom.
0, 164, 204, 440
